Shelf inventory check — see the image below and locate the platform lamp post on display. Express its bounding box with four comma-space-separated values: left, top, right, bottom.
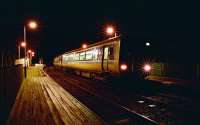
18, 42, 26, 59
18, 45, 20, 59
23, 20, 38, 78
28, 49, 32, 66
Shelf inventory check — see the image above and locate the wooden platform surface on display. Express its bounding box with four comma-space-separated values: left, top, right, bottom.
7, 66, 107, 125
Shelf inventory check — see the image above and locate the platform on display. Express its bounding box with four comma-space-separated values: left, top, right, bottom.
146, 75, 195, 85
7, 66, 107, 125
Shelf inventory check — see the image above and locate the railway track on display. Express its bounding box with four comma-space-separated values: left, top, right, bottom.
45, 67, 198, 125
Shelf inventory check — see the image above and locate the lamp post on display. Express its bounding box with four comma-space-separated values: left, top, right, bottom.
30, 51, 35, 66
28, 49, 32, 66
23, 20, 38, 78
18, 45, 20, 59
18, 42, 26, 59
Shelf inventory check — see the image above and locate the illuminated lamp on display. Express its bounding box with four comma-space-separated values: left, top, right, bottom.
143, 64, 151, 72
120, 64, 127, 71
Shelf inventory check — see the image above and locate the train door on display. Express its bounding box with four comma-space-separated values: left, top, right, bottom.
102, 47, 109, 72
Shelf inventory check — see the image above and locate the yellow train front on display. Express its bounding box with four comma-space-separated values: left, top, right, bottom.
53, 36, 152, 79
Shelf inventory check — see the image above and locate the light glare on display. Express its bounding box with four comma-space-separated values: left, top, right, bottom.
106, 27, 114, 35
120, 64, 127, 71
28, 50, 32, 53
28, 21, 37, 29
21, 42, 26, 47
82, 44, 87, 49
143, 64, 151, 72
146, 42, 150, 46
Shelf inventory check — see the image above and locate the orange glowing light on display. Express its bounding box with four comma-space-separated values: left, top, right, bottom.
106, 27, 114, 35
28, 21, 37, 29
21, 42, 26, 47
82, 44, 87, 49
120, 64, 127, 71
28, 50, 32, 53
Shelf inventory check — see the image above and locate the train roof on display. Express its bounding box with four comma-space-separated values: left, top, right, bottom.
63, 36, 121, 55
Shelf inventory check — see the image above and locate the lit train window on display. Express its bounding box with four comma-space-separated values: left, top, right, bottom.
86, 50, 93, 60
80, 52, 86, 60
97, 48, 103, 60
74, 53, 80, 60
68, 54, 73, 61
92, 49, 98, 60
62, 55, 68, 62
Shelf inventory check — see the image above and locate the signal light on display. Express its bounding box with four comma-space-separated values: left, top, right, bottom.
28, 50, 32, 53
120, 64, 127, 71
143, 64, 151, 72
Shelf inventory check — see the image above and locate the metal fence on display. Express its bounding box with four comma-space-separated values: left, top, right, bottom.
150, 63, 200, 80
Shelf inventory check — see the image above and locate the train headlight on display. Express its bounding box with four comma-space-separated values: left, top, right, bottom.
143, 64, 151, 72
120, 64, 127, 71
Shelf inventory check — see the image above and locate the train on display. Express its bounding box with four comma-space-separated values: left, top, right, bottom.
53, 36, 152, 79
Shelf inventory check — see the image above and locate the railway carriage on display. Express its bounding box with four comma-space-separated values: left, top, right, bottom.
54, 36, 152, 79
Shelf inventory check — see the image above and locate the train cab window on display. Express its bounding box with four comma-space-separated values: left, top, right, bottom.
80, 52, 86, 60
104, 47, 109, 59
109, 47, 114, 60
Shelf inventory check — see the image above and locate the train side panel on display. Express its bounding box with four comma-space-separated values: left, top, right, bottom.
59, 38, 121, 76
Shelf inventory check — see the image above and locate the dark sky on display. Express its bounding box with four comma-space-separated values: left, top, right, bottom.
0, 0, 200, 63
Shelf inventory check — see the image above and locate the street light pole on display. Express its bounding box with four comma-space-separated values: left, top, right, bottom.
24, 26, 27, 78
22, 20, 38, 78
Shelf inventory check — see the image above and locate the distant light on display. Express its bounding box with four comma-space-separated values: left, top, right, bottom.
146, 42, 150, 46
143, 64, 151, 72
106, 26, 114, 35
82, 44, 87, 49
21, 42, 26, 47
148, 104, 156, 108
28, 50, 32, 53
31, 52, 35, 55
28, 21, 37, 29
146, 42, 151, 46
120, 64, 127, 71
137, 100, 145, 103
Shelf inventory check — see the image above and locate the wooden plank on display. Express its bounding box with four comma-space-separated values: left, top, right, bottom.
39, 77, 65, 125
7, 68, 55, 125
7, 67, 107, 125
43, 78, 87, 125
44, 74, 107, 125
41, 77, 74, 125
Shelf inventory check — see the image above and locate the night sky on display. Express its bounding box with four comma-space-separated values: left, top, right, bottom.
0, 0, 200, 64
